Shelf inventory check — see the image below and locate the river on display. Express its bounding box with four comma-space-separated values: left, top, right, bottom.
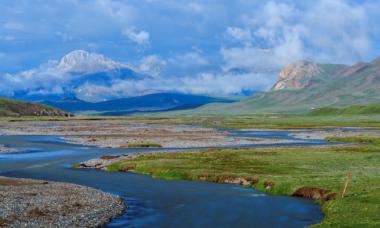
0, 130, 329, 227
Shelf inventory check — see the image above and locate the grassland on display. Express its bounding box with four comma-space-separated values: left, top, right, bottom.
311, 103, 380, 115
147, 114, 380, 129
107, 138, 380, 227
2, 97, 380, 130
2, 113, 380, 130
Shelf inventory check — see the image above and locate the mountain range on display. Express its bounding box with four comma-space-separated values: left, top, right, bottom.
0, 50, 238, 116
3, 50, 380, 116
4, 50, 152, 102
42, 93, 235, 116
184, 56, 380, 114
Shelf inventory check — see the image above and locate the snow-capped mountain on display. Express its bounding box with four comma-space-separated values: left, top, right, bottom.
56, 50, 127, 74
3, 50, 151, 102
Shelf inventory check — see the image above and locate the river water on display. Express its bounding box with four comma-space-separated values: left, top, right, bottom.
0, 130, 329, 227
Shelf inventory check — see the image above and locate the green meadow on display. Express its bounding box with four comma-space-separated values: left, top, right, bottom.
107, 137, 380, 227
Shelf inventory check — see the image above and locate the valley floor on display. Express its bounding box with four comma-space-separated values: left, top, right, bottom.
1, 116, 380, 227
1, 115, 380, 149
0, 119, 304, 148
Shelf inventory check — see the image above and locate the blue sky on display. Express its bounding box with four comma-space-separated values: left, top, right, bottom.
1, 0, 380, 100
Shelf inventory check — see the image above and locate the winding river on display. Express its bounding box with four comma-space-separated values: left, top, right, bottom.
0, 130, 330, 227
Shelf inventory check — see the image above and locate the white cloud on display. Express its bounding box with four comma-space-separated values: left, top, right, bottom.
169, 50, 209, 68
172, 72, 271, 95
0, 49, 269, 101
221, 47, 282, 73
122, 27, 150, 45
230, 0, 375, 68
74, 71, 271, 100
95, 0, 135, 23
226, 27, 252, 44
137, 55, 166, 77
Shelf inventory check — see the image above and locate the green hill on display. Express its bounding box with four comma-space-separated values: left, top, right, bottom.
182, 57, 380, 115
0, 97, 70, 117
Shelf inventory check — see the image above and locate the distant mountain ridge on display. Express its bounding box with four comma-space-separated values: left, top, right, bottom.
42, 93, 235, 115
183, 56, 380, 114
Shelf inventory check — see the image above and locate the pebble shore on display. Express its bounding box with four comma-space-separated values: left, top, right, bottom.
0, 176, 125, 227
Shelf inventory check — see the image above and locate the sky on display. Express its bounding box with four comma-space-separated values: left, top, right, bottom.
1, 0, 380, 101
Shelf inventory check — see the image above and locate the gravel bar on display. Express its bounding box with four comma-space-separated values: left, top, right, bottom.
0, 176, 125, 227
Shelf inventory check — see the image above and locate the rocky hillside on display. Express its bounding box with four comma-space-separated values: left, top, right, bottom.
0, 98, 71, 117
271, 61, 346, 91
185, 57, 380, 114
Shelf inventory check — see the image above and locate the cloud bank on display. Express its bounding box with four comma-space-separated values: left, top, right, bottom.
222, 0, 378, 71
0, 50, 267, 101
0, 0, 379, 101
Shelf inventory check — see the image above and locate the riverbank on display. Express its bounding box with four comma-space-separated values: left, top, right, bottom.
0, 119, 302, 148
0, 176, 125, 227
1, 117, 380, 226
79, 137, 380, 227
290, 128, 380, 140
2, 119, 379, 150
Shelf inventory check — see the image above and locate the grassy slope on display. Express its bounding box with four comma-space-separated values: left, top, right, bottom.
176, 88, 380, 115
107, 139, 380, 227
156, 101, 380, 129
312, 103, 380, 115
0, 97, 67, 117
173, 61, 380, 115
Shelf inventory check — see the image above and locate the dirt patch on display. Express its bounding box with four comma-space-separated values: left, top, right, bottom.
120, 164, 137, 172
195, 174, 259, 186
100, 155, 120, 160
292, 187, 336, 201
264, 181, 274, 190
0, 177, 47, 186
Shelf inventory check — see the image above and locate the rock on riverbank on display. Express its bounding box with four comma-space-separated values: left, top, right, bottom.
0, 176, 125, 227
